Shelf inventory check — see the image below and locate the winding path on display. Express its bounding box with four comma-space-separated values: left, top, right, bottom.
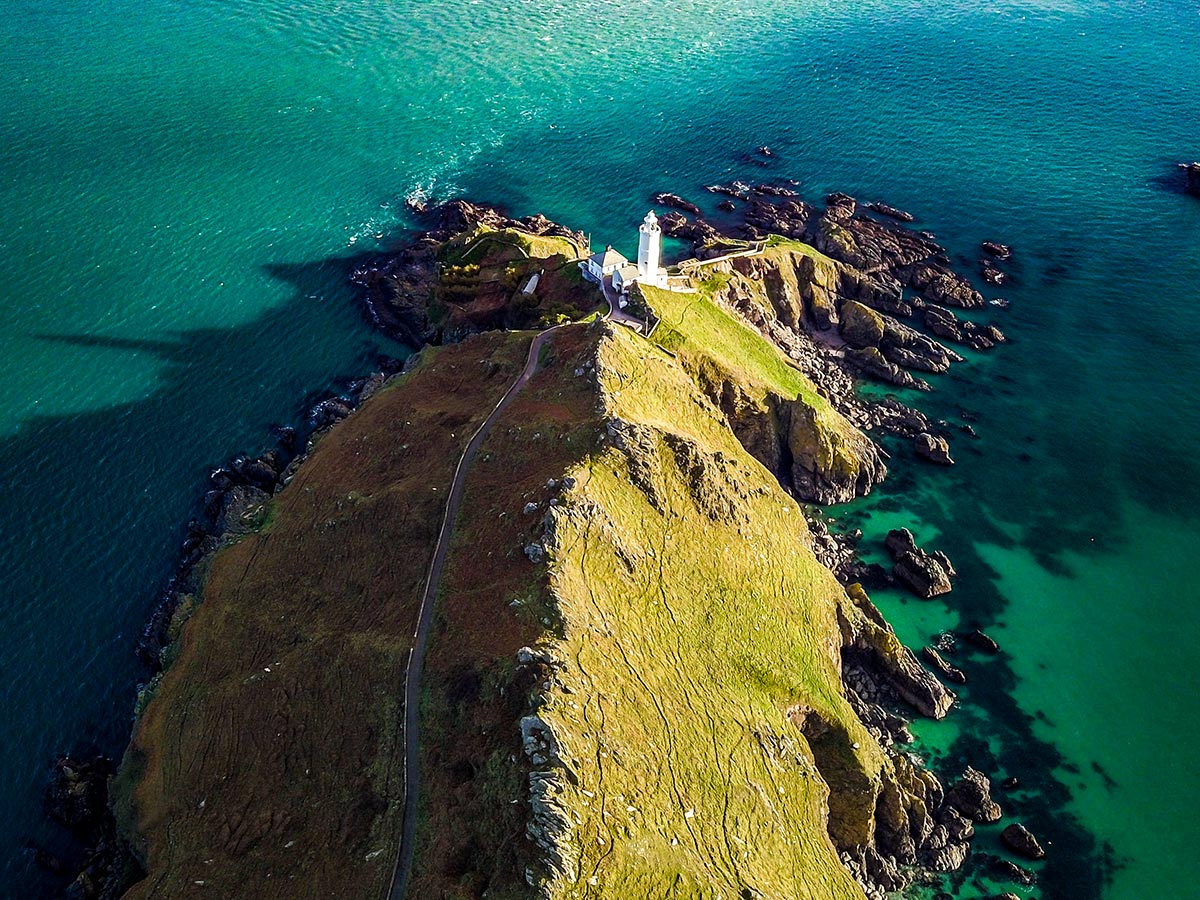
386, 323, 565, 900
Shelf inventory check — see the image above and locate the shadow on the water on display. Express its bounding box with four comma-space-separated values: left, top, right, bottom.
0, 252, 402, 895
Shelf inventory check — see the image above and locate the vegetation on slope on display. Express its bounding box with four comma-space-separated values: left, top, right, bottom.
529, 323, 884, 898
113, 333, 531, 899
640, 276, 886, 505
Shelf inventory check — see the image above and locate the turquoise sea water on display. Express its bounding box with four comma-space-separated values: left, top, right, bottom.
1, 0, 1197, 895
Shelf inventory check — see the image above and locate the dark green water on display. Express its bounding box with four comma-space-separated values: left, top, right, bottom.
1, 0, 1197, 896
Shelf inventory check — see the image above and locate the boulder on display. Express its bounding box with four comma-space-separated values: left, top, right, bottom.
706, 181, 751, 200
717, 199, 736, 212
750, 183, 799, 198
46, 757, 111, 832
1001, 823, 1046, 860
1182, 162, 1200, 197
651, 192, 701, 215
895, 551, 953, 598
988, 856, 1037, 886
939, 806, 975, 842
965, 629, 1001, 654
216, 485, 269, 538
885, 529, 955, 599
915, 432, 954, 465
945, 767, 1003, 823
867, 201, 916, 223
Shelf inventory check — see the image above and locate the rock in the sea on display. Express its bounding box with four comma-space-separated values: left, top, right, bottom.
988, 856, 1038, 886
894, 551, 953, 599
46, 757, 111, 831
1001, 823, 1046, 860
923, 646, 967, 684
885, 528, 954, 599
981, 241, 1013, 260
717, 199, 736, 212
965, 629, 1001, 654
940, 806, 975, 842
867, 201, 916, 223
945, 767, 1003, 823
915, 432, 954, 465
652, 192, 701, 215
1181, 162, 1200, 197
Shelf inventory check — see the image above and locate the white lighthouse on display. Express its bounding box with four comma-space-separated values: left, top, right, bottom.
637, 210, 665, 287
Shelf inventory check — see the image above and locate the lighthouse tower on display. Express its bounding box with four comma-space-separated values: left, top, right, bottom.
637, 210, 664, 286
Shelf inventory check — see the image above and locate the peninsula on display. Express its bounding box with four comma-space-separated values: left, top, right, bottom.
76, 190, 1030, 899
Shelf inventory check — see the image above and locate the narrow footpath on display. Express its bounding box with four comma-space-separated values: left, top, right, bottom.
385, 323, 564, 900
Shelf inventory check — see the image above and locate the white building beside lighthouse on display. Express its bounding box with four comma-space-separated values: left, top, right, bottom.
582, 210, 669, 294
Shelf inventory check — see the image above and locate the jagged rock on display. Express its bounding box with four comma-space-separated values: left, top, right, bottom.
652, 192, 701, 215
846, 347, 929, 390
886, 529, 954, 599
946, 767, 1003, 823
751, 183, 799, 198
706, 181, 751, 200
915, 432, 954, 465
1001, 823, 1046, 860
47, 757, 111, 831
839, 585, 956, 719
840, 300, 886, 348
939, 806, 975, 842
923, 840, 970, 872
867, 201, 916, 223
900, 262, 986, 309
995, 894, 1021, 900
523, 543, 545, 564
966, 629, 1001, 654
1180, 162, 1200, 197
894, 551, 953, 598
981, 241, 1013, 260
988, 856, 1038, 885
922, 646, 967, 684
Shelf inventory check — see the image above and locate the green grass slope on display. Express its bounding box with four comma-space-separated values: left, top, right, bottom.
521, 323, 885, 898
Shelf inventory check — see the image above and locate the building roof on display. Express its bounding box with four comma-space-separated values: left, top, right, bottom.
613, 264, 640, 283
589, 246, 628, 268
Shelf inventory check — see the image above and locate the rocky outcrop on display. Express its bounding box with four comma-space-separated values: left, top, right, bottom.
867, 201, 916, 223
945, 767, 1003, 823
839, 584, 956, 720
886, 528, 955, 598
924, 305, 1007, 350
915, 432, 954, 465
922, 646, 967, 684
1002, 822, 1047, 860
651, 192, 701, 215
1181, 162, 1200, 197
